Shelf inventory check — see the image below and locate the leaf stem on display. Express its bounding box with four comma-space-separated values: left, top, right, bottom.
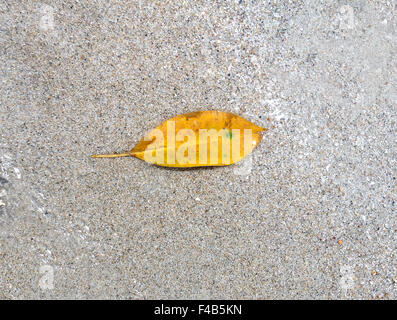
90, 152, 131, 159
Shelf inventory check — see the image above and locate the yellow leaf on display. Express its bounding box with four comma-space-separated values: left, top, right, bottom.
91, 110, 267, 167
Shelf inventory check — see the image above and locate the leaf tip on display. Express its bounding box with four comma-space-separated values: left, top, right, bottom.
258, 126, 268, 132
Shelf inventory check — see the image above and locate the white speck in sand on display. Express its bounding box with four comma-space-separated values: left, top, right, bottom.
266, 104, 288, 121
14, 168, 21, 179
39, 4, 55, 31
233, 154, 253, 176
338, 5, 356, 30
206, 68, 214, 76
37, 206, 46, 214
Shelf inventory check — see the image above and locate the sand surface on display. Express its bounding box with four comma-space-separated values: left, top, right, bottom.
0, 0, 396, 299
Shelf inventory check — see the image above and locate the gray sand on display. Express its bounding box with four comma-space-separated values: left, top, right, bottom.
0, 1, 396, 299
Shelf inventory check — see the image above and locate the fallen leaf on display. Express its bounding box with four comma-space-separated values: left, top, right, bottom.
91, 110, 267, 167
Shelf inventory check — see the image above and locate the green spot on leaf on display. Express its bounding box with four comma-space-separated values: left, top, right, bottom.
224, 130, 233, 139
